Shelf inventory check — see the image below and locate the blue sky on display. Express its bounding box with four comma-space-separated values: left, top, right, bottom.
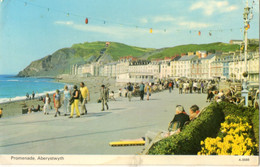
0, 0, 259, 74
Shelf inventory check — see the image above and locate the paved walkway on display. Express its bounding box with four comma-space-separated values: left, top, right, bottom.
0, 89, 208, 154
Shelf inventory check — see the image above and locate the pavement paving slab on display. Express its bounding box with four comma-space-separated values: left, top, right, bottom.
0, 89, 208, 155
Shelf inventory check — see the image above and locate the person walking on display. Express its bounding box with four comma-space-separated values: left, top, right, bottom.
139, 82, 145, 100
63, 85, 71, 116
189, 80, 193, 94
43, 93, 51, 115
197, 81, 201, 94
193, 81, 198, 93
100, 85, 109, 111
127, 82, 133, 101
69, 85, 80, 118
80, 82, 90, 115
32, 91, 35, 100
179, 81, 183, 94
168, 82, 172, 93
144, 83, 152, 100
0, 108, 3, 118
26, 93, 29, 100
54, 90, 61, 117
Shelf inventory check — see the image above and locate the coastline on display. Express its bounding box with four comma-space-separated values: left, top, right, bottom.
0, 76, 122, 118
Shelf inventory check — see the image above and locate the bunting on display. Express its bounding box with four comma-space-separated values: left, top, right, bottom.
8, 0, 247, 35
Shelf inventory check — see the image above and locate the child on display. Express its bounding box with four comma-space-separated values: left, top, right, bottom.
118, 89, 122, 97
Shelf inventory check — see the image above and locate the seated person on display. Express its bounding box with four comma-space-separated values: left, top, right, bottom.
120, 105, 190, 147
28, 105, 40, 113
170, 105, 190, 130
189, 105, 200, 120
230, 97, 237, 104
109, 91, 116, 101
216, 90, 225, 102
236, 98, 241, 104
206, 90, 214, 102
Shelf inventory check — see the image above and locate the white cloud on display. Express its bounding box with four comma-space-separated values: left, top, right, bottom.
153, 16, 176, 23
139, 15, 176, 24
54, 20, 168, 39
139, 18, 148, 24
54, 21, 74, 25
190, 0, 239, 16
178, 21, 213, 29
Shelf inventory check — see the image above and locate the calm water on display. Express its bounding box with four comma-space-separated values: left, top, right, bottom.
0, 75, 66, 103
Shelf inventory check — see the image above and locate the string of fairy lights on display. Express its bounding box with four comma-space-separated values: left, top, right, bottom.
0, 0, 257, 36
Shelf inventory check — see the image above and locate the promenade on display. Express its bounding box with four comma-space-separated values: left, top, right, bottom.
0, 89, 208, 155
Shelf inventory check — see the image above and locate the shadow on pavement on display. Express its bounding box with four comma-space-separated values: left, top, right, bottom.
86, 112, 112, 117
110, 108, 125, 111
0, 124, 156, 148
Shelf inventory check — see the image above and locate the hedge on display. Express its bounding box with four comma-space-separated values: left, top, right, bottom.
252, 109, 259, 152
148, 102, 225, 155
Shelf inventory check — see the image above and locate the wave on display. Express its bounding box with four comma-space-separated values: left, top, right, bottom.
0, 88, 66, 104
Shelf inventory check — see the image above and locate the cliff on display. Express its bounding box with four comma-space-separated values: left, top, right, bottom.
17, 41, 154, 77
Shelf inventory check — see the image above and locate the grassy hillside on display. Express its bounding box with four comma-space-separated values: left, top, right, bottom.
147, 42, 240, 60
72, 41, 155, 61
105, 42, 155, 60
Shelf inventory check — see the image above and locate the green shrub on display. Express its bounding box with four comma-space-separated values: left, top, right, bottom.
148, 103, 225, 155
252, 109, 259, 152
219, 101, 255, 120
218, 102, 256, 139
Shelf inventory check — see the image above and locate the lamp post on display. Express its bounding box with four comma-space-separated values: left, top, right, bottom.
241, 0, 253, 107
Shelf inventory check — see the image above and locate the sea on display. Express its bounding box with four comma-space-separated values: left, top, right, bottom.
0, 75, 66, 104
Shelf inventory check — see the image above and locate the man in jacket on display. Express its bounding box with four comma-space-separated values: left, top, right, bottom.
80, 82, 90, 115
100, 85, 109, 111
139, 82, 145, 100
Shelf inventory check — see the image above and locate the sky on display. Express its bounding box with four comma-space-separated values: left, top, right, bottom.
0, 0, 259, 74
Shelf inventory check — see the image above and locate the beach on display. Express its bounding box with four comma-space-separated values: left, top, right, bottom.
0, 76, 122, 118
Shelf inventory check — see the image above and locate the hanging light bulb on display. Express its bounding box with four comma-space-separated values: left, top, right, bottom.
198, 31, 201, 36
85, 18, 88, 24
150, 28, 153, 33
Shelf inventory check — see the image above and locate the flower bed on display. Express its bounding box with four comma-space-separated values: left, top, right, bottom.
198, 115, 258, 155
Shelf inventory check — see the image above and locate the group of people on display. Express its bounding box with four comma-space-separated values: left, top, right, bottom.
121, 104, 201, 149
26, 91, 36, 100
123, 82, 152, 101
43, 82, 90, 118
42, 82, 112, 118
177, 79, 217, 95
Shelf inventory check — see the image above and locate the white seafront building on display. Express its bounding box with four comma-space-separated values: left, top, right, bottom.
229, 51, 259, 82
71, 51, 259, 83
116, 60, 159, 84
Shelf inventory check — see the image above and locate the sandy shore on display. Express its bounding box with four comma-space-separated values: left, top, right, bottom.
0, 76, 123, 118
